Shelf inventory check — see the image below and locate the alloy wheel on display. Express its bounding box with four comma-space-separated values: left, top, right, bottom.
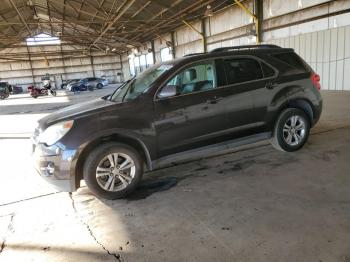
282, 115, 306, 146
95, 152, 136, 192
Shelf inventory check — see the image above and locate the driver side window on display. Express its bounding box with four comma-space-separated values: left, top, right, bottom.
159, 61, 216, 99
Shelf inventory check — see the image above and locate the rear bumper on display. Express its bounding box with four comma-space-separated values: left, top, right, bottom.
32, 141, 78, 192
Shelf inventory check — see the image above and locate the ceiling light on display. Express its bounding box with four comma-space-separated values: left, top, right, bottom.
27, 0, 34, 7
204, 5, 214, 17
112, 48, 116, 52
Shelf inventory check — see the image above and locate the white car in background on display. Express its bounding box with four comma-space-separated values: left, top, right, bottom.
82, 77, 109, 89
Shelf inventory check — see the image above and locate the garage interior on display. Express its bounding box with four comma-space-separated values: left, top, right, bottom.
0, 0, 350, 261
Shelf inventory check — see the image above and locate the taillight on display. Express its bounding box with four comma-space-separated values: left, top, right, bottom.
311, 73, 321, 91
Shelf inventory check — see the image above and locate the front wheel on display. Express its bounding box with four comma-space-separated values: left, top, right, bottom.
51, 90, 57, 96
271, 108, 310, 152
83, 143, 143, 199
96, 83, 103, 89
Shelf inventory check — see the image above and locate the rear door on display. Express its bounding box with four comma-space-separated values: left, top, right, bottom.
216, 56, 268, 134
153, 60, 229, 157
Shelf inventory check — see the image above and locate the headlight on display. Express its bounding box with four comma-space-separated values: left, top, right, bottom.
39, 120, 74, 146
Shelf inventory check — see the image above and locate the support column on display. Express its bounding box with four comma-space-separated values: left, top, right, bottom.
59, 44, 67, 84
119, 54, 124, 82
26, 45, 35, 85
255, 0, 263, 43
170, 31, 176, 59
201, 18, 207, 52
90, 53, 95, 77
151, 40, 156, 64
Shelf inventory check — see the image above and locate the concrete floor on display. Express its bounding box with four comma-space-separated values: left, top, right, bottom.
0, 89, 349, 262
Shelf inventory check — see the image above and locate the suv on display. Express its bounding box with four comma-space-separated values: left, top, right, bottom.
32, 45, 322, 199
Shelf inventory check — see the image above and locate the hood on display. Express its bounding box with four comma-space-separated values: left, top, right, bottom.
38, 98, 117, 129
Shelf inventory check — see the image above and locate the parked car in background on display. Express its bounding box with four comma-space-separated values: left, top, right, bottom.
66, 79, 87, 92
11, 85, 23, 94
32, 44, 323, 200
61, 79, 74, 89
0, 82, 10, 99
82, 77, 109, 89
101, 78, 109, 86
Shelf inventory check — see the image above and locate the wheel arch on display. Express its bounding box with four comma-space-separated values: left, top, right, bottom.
74, 133, 153, 188
287, 98, 314, 125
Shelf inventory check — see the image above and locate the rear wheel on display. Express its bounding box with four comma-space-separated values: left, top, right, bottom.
271, 108, 310, 152
83, 143, 143, 199
97, 83, 103, 89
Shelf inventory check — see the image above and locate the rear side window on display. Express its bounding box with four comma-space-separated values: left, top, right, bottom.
272, 52, 307, 72
223, 58, 263, 85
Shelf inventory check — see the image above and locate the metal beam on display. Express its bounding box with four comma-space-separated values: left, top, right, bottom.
8, 0, 32, 36
132, 0, 216, 41
90, 0, 136, 49
129, 0, 186, 38
48, 0, 109, 21
233, 0, 260, 43
182, 19, 207, 52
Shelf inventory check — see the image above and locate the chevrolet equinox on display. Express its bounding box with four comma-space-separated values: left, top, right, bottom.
32, 45, 323, 199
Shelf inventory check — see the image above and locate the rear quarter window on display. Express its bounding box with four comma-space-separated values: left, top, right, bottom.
261, 62, 275, 78
272, 52, 308, 72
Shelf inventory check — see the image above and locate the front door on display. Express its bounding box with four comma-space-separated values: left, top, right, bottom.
153, 60, 228, 157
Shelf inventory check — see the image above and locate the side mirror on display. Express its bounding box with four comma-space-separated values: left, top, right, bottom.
158, 85, 177, 99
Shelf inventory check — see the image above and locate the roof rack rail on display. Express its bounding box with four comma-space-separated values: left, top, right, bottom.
183, 52, 205, 57
210, 44, 281, 53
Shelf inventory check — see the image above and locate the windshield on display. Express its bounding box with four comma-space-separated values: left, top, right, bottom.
110, 63, 173, 102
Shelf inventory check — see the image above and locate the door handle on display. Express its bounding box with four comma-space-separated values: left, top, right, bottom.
207, 96, 222, 104
265, 82, 278, 90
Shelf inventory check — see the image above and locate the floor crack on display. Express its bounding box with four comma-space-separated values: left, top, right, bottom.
68, 193, 121, 261
0, 213, 15, 254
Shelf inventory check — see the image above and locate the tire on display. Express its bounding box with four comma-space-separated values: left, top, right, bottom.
51, 90, 57, 96
83, 143, 143, 199
271, 108, 310, 152
97, 83, 103, 89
